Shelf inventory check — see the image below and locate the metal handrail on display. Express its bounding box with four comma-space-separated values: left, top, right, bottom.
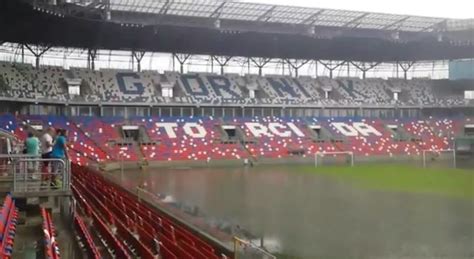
10, 156, 71, 195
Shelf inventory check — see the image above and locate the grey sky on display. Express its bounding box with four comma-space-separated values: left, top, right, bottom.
241, 0, 473, 19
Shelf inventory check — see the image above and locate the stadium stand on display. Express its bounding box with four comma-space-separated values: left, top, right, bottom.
70, 68, 159, 103
0, 62, 36, 99
132, 116, 248, 161
0, 194, 18, 259
1, 0, 472, 258
18, 115, 112, 165
73, 214, 102, 259
72, 164, 224, 258
1, 64, 473, 106
2, 113, 467, 164
41, 208, 61, 259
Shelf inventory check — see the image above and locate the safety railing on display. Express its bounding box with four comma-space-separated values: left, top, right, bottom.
233, 237, 276, 259
0, 154, 39, 177
0, 154, 71, 197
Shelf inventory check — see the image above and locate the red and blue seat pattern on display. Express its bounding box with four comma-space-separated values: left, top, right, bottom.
0, 113, 469, 163
0, 194, 18, 259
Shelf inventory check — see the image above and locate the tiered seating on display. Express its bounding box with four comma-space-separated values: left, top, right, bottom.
0, 194, 19, 258
0, 113, 26, 140
330, 78, 393, 105
395, 79, 436, 105
72, 164, 225, 259
134, 117, 248, 161
21, 115, 111, 165
173, 73, 245, 104
27, 66, 68, 101
313, 118, 424, 156
73, 214, 102, 259
256, 76, 310, 100
0, 62, 35, 99
401, 119, 450, 151
297, 76, 323, 99
2, 113, 470, 162
72, 116, 123, 160
41, 208, 61, 259
73, 185, 133, 258
311, 118, 387, 156
231, 116, 336, 159
1, 62, 473, 106
71, 68, 158, 103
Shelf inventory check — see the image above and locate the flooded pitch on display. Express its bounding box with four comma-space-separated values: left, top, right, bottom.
111, 165, 474, 259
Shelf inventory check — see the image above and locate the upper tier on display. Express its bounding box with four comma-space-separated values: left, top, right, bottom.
0, 62, 473, 107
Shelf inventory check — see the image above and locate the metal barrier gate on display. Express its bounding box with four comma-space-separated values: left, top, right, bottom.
0, 154, 71, 197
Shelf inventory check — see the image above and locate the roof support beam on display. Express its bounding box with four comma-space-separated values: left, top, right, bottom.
86, 0, 104, 9
210, 1, 226, 19
212, 56, 232, 75
300, 9, 325, 25
420, 19, 448, 32
173, 53, 191, 73
398, 61, 416, 80
343, 12, 370, 28
132, 50, 146, 72
350, 61, 380, 79
318, 60, 346, 79
250, 57, 271, 76
285, 59, 309, 77
24, 44, 51, 68
257, 6, 276, 22
159, 0, 172, 15
381, 16, 410, 30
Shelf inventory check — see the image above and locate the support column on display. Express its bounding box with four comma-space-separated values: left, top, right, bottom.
21, 44, 25, 64
396, 61, 399, 78
319, 60, 346, 79
350, 61, 380, 79
132, 50, 146, 72
398, 61, 416, 80
87, 49, 97, 70
315, 60, 318, 78
286, 59, 309, 78
250, 57, 271, 76
24, 44, 51, 68
174, 53, 191, 74
247, 58, 251, 75
212, 56, 232, 75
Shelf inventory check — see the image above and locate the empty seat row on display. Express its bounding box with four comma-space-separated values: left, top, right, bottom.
41, 208, 61, 259
71, 164, 227, 259
73, 214, 102, 259
0, 194, 18, 259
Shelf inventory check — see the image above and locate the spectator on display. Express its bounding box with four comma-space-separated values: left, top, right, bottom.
25, 132, 39, 177
41, 127, 55, 180
50, 129, 68, 188
25, 132, 39, 156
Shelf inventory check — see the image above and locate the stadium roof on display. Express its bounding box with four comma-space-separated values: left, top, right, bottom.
0, 0, 473, 62
105, 0, 466, 32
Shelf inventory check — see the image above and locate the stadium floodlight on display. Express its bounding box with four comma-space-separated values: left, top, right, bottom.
315, 151, 354, 167
422, 149, 456, 168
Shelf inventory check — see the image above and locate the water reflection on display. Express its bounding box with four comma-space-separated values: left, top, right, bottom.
113, 165, 474, 259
